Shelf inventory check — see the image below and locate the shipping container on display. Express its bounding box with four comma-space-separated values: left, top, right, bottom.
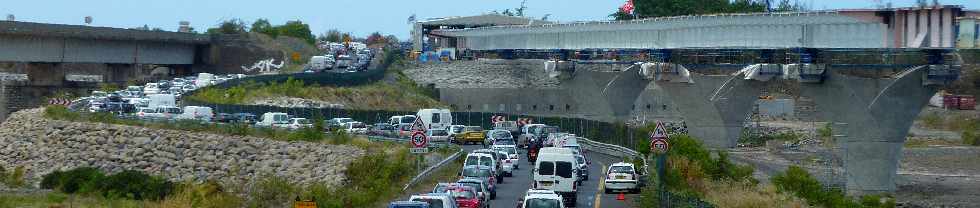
959, 95, 976, 110
944, 95, 960, 109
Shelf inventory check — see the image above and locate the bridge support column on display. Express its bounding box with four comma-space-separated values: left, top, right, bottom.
655, 73, 763, 148
801, 66, 938, 195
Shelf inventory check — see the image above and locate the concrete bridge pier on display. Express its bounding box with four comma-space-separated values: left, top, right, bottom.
800, 66, 940, 195
654, 69, 764, 148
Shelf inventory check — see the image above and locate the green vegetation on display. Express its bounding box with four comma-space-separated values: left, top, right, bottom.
42, 105, 354, 143
772, 166, 895, 208
738, 131, 803, 147
916, 112, 980, 146
250, 19, 316, 45
637, 134, 758, 207
610, 0, 807, 20
188, 75, 443, 112
0, 165, 26, 188
40, 167, 174, 201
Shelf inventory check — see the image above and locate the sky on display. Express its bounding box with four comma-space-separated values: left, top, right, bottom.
2, 0, 978, 40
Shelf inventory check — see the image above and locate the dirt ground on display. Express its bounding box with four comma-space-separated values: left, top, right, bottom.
730, 107, 980, 207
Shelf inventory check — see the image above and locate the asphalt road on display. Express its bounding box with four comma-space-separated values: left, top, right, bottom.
458, 144, 637, 208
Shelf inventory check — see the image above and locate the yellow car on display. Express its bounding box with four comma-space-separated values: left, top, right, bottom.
455, 126, 486, 145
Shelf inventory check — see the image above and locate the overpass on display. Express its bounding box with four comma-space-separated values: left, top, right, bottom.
0, 21, 209, 65
419, 7, 976, 195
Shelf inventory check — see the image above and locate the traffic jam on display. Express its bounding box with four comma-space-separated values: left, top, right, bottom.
389, 115, 647, 208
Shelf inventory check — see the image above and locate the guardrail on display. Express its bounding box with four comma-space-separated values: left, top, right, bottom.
578, 137, 649, 175
402, 150, 464, 192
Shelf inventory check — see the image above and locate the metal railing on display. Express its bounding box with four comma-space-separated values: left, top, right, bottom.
402, 150, 463, 192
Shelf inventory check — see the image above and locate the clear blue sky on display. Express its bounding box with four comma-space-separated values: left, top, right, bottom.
2, 0, 977, 40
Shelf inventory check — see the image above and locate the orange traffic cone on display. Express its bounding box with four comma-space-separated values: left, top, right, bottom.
617, 193, 625, 201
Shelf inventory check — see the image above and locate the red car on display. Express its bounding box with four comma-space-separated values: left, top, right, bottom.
448, 185, 482, 208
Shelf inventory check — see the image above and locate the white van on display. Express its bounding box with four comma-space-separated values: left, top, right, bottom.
257, 112, 290, 128
177, 106, 214, 122
147, 94, 176, 109
196, 73, 216, 88
533, 147, 578, 206
309, 56, 333, 71
416, 109, 452, 130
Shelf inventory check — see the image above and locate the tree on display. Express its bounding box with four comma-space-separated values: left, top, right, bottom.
322, 29, 342, 43
610, 0, 768, 20
206, 19, 247, 35
773, 0, 807, 12
366, 32, 386, 45
251, 18, 279, 37
277, 20, 315, 45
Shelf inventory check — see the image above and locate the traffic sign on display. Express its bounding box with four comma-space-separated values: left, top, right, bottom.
651, 120, 669, 140
651, 138, 669, 153
411, 147, 429, 154
411, 131, 428, 148
491, 115, 505, 123
411, 117, 427, 132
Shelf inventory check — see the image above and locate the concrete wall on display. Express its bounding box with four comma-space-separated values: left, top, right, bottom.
0, 35, 196, 64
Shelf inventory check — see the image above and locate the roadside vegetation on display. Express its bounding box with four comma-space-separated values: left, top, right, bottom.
635, 133, 896, 208
187, 51, 443, 112
918, 112, 980, 146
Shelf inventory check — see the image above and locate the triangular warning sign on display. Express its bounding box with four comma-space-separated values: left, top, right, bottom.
651, 120, 669, 139
411, 117, 427, 132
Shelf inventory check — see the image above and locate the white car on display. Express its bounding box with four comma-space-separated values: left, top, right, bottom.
135, 107, 162, 118
603, 162, 640, 194
493, 146, 519, 176
521, 189, 565, 208
344, 121, 368, 134
409, 193, 459, 208
287, 118, 314, 130
427, 129, 451, 143
143, 83, 161, 95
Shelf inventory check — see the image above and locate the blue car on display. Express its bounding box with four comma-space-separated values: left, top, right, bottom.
389, 201, 429, 208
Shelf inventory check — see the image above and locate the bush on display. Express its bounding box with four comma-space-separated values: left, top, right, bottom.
772, 166, 895, 208
41, 167, 105, 194
99, 170, 174, 200
40, 167, 174, 201
248, 175, 297, 208
964, 129, 980, 146
157, 181, 243, 208
43, 105, 81, 121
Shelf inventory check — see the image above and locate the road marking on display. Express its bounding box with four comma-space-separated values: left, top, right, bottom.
594, 163, 606, 208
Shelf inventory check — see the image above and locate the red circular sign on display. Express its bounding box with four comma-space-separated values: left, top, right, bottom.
411, 131, 428, 148
651, 139, 669, 153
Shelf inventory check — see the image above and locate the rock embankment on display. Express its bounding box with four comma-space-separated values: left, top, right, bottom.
0, 108, 364, 188
405, 59, 560, 89
251, 96, 346, 109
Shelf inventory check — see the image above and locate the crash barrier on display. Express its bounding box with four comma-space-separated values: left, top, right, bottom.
366, 136, 449, 148
402, 150, 464, 192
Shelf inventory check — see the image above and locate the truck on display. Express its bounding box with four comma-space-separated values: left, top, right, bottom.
416, 109, 452, 131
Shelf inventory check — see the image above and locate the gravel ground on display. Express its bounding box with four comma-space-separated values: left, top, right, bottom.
404, 59, 560, 89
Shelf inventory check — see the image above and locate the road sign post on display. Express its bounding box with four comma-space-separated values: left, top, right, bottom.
410, 117, 429, 175
649, 120, 670, 202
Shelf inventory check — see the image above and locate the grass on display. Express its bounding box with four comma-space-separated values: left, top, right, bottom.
702, 180, 807, 208
0, 165, 27, 188
904, 137, 964, 148
772, 166, 895, 208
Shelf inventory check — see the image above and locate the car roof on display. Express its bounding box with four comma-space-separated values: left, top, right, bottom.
456, 178, 483, 184
526, 192, 563, 200
462, 165, 492, 169
611, 162, 635, 167
413, 193, 452, 199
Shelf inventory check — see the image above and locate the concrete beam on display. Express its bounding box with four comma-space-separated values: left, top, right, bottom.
655, 71, 763, 148
800, 66, 937, 194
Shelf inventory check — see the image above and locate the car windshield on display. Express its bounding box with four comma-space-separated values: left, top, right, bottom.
525, 198, 561, 208
450, 189, 476, 199
296, 119, 312, 124
458, 182, 481, 192
430, 130, 448, 136
162, 108, 181, 114
496, 147, 517, 155
465, 156, 480, 166
494, 139, 516, 146
411, 198, 444, 208
478, 169, 491, 177
462, 168, 482, 178
556, 161, 574, 178
576, 156, 586, 165
338, 118, 354, 123
610, 166, 634, 174
351, 122, 366, 128
464, 126, 483, 131
479, 156, 492, 167
401, 116, 416, 123
451, 126, 464, 133
491, 131, 511, 139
